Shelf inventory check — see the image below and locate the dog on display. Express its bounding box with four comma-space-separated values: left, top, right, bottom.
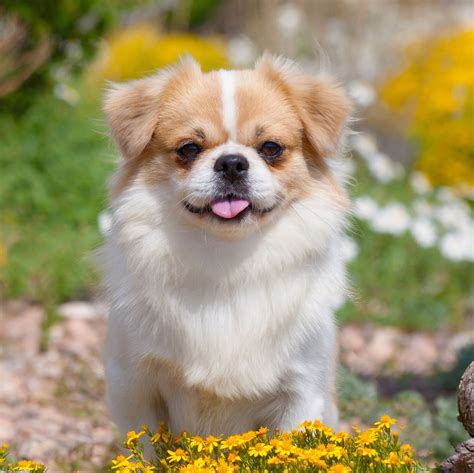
101, 54, 351, 438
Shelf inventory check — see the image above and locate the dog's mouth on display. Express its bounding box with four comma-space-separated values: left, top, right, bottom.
184, 195, 276, 222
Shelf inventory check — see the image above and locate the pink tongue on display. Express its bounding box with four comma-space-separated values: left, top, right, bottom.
211, 198, 250, 219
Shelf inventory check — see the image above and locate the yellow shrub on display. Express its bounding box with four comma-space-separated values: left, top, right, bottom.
381, 29, 474, 190
88, 23, 229, 83
111, 416, 423, 472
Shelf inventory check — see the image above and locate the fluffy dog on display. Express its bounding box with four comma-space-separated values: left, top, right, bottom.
101, 55, 351, 437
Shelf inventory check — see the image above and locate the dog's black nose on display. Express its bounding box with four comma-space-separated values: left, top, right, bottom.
214, 154, 249, 182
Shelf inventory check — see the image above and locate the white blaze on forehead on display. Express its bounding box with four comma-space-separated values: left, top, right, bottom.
219, 70, 237, 141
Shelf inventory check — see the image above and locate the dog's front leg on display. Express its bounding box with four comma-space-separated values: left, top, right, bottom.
275, 389, 339, 432
105, 358, 167, 436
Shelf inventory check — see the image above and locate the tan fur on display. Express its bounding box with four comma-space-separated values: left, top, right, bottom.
256, 54, 351, 159
105, 56, 350, 204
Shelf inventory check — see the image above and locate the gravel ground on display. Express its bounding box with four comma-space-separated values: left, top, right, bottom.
1, 299, 472, 470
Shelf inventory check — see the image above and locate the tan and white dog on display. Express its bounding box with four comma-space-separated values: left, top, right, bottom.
101, 55, 351, 437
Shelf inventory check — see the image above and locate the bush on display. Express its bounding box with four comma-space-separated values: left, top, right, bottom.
380, 29, 474, 191
1, 0, 115, 111
110, 416, 423, 472
88, 24, 228, 84
0, 90, 112, 305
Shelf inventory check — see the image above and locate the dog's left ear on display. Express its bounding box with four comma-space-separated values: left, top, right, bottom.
256, 54, 351, 159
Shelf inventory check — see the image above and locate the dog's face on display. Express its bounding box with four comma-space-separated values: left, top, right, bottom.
104, 56, 350, 239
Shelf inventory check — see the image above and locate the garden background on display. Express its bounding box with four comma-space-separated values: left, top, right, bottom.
0, 0, 473, 470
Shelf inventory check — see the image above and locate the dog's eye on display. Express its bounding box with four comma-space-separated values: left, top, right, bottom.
259, 141, 283, 161
177, 143, 202, 161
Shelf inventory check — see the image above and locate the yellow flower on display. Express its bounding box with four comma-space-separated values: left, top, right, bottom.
297, 447, 326, 464
356, 428, 379, 446
325, 443, 346, 460
190, 435, 205, 452
256, 426, 269, 436
248, 442, 273, 457
357, 447, 378, 458
329, 464, 352, 473
331, 432, 350, 444
0, 243, 6, 267
375, 415, 397, 430
381, 29, 474, 189
241, 431, 257, 443
400, 443, 414, 455
181, 459, 207, 473
125, 430, 145, 448
383, 452, 404, 467
221, 434, 245, 450
216, 458, 235, 473
267, 457, 284, 465
88, 24, 229, 84
311, 459, 328, 469
273, 438, 295, 457
227, 452, 241, 463
167, 448, 189, 464
13, 460, 41, 472
205, 434, 221, 453
111, 454, 132, 469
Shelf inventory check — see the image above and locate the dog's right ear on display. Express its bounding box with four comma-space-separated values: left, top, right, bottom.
103, 77, 163, 160
103, 57, 201, 160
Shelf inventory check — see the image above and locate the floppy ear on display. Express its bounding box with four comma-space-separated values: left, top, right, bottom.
256, 54, 351, 158
103, 77, 163, 159
103, 57, 201, 160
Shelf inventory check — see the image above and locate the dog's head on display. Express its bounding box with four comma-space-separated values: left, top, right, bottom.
104, 55, 350, 239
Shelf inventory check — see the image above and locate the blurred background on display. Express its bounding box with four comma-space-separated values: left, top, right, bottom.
0, 0, 473, 470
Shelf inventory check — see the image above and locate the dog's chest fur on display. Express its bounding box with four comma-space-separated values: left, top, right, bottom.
103, 183, 346, 403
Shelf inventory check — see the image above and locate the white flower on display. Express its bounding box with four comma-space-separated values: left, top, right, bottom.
370, 202, 411, 235
413, 199, 434, 218
53, 83, 79, 105
350, 134, 402, 183
275, 3, 303, 34
340, 236, 359, 262
350, 133, 378, 159
437, 187, 455, 202
354, 196, 379, 221
227, 35, 257, 68
348, 81, 376, 108
410, 218, 437, 248
98, 210, 113, 236
367, 152, 402, 183
410, 171, 432, 194
440, 231, 474, 262
433, 201, 471, 231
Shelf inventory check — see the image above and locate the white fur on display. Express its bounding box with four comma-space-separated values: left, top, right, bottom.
219, 70, 237, 141
102, 176, 348, 436
102, 67, 350, 438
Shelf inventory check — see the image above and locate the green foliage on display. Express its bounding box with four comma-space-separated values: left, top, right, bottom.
338, 370, 466, 463
1, 0, 116, 111
0, 87, 113, 305
164, 0, 222, 30
436, 344, 474, 390
337, 163, 472, 331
